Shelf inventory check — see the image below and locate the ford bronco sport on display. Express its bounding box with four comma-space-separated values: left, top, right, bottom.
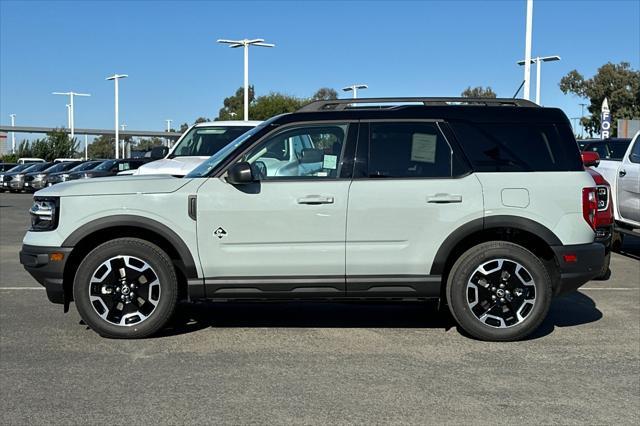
20, 97, 606, 341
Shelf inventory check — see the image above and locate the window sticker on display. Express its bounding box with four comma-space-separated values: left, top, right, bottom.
411, 133, 437, 163
323, 154, 338, 170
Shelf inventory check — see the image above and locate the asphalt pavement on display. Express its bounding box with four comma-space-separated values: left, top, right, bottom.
1, 192, 639, 424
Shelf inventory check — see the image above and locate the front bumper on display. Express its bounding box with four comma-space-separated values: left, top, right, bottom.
25, 179, 47, 190
19, 244, 72, 304
7, 179, 24, 190
551, 242, 605, 296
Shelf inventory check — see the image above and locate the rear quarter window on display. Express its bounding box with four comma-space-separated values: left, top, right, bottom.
450, 121, 583, 172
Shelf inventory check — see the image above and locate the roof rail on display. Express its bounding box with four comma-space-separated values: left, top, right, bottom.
297, 97, 539, 112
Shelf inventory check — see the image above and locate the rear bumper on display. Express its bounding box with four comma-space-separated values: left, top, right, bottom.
551, 243, 605, 296
19, 244, 72, 304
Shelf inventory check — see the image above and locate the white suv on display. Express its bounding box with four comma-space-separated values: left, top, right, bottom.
131, 121, 261, 176
20, 98, 606, 341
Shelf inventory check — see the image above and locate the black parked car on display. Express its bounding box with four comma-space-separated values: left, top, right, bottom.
47, 160, 106, 185
66, 159, 148, 180
579, 138, 632, 160
2, 162, 53, 192
23, 161, 82, 191
0, 163, 21, 192
0, 163, 17, 172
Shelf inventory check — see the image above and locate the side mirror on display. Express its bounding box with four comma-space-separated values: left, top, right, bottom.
227, 162, 256, 185
581, 151, 600, 167
150, 146, 169, 160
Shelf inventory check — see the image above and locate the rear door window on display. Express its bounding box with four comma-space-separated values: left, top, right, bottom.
368, 122, 455, 178
451, 122, 583, 172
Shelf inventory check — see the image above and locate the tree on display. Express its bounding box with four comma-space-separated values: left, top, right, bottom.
88, 135, 115, 159
194, 117, 210, 124
461, 86, 497, 98
179, 122, 189, 133
217, 86, 255, 120
249, 93, 306, 120
312, 87, 338, 100
559, 62, 640, 137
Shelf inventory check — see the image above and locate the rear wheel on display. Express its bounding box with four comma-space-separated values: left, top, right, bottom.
446, 241, 552, 341
73, 238, 178, 338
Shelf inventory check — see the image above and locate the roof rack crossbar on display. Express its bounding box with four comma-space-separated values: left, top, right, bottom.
297, 97, 539, 112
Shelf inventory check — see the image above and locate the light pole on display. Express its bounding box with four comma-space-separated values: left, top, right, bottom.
84, 134, 88, 160
165, 119, 173, 148
523, 0, 533, 100
342, 84, 368, 99
9, 114, 16, 154
579, 103, 588, 138
52, 91, 90, 141
517, 55, 560, 105
120, 124, 127, 158
66, 104, 71, 128
217, 38, 275, 121
106, 74, 128, 159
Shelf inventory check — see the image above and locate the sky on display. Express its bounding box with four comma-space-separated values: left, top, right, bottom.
1, 0, 639, 140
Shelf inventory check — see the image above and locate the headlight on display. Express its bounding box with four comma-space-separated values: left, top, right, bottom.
36, 173, 46, 179
29, 197, 59, 231
61, 173, 69, 180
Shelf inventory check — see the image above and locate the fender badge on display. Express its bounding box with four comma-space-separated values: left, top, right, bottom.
214, 227, 227, 239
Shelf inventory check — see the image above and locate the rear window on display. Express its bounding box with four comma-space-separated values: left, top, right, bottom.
450, 122, 583, 172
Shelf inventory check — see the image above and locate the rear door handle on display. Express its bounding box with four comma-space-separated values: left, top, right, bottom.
427, 193, 462, 204
297, 195, 335, 205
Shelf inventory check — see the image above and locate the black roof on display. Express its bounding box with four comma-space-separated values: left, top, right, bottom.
274, 97, 569, 125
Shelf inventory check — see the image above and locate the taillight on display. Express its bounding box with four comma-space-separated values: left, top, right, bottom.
582, 187, 598, 230
596, 185, 609, 211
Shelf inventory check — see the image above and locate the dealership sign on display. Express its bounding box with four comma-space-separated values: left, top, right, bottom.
601, 98, 611, 139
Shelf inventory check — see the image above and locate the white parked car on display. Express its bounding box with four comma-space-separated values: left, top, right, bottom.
128, 121, 261, 177
587, 131, 640, 234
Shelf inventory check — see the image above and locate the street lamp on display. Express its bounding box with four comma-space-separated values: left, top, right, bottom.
517, 55, 561, 105
106, 74, 128, 159
165, 119, 173, 148
9, 114, 16, 154
52, 91, 90, 141
342, 84, 368, 99
522, 0, 533, 101
66, 104, 71, 128
121, 124, 127, 158
217, 38, 275, 121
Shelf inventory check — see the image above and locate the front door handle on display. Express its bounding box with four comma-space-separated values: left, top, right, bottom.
297, 195, 335, 205
619, 169, 627, 177
427, 193, 463, 204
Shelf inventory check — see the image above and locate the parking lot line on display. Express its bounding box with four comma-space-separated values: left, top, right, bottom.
0, 287, 44, 290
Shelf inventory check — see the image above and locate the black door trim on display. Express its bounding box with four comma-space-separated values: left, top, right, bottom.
199, 274, 442, 300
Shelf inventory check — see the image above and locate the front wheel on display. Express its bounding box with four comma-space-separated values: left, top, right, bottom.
73, 238, 178, 338
446, 241, 552, 341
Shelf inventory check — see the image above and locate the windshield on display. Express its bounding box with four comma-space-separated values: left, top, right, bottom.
169, 126, 254, 158
584, 140, 631, 160
94, 160, 116, 171
186, 121, 274, 178
23, 163, 51, 173
7, 164, 31, 173
44, 162, 79, 173
70, 161, 101, 172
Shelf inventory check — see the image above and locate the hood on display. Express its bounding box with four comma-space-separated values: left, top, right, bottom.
35, 174, 192, 197
135, 157, 207, 176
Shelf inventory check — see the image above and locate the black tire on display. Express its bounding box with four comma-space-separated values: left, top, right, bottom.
611, 231, 624, 253
73, 238, 178, 338
446, 241, 552, 342
594, 250, 611, 280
